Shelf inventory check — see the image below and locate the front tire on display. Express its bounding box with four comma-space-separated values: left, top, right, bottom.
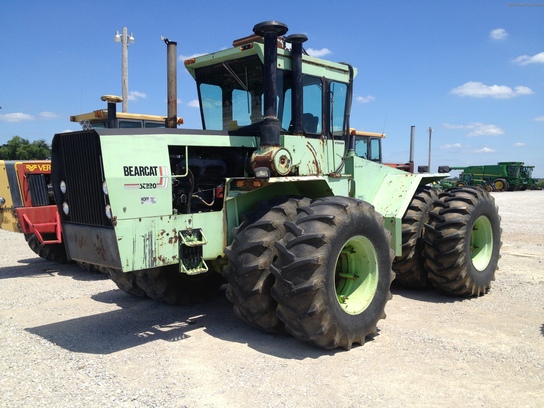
493, 178, 509, 192
423, 187, 502, 296
223, 197, 311, 333
271, 196, 394, 350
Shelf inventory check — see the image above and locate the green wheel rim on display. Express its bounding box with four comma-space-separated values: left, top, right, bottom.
471, 215, 493, 271
335, 236, 378, 315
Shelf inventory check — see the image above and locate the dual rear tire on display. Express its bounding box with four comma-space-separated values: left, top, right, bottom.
394, 186, 501, 297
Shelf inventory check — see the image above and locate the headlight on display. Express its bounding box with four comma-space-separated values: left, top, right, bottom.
60, 180, 67, 194
103, 181, 108, 195
62, 202, 69, 215
105, 205, 112, 219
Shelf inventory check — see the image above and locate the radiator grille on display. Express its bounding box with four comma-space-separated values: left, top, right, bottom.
52, 131, 110, 227
27, 174, 49, 206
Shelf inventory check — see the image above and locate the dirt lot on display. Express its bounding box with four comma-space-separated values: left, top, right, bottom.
0, 191, 543, 407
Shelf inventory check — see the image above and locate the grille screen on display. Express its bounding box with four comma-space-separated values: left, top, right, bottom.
53, 131, 110, 226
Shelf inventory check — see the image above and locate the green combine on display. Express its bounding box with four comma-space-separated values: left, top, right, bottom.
51, 21, 502, 350
448, 161, 536, 191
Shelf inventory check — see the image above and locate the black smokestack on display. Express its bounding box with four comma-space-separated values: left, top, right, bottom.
285, 33, 307, 135
253, 21, 288, 146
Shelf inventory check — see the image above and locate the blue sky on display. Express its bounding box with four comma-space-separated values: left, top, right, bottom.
1, 0, 543, 176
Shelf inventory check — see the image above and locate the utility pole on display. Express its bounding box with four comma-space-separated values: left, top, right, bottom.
114, 27, 135, 113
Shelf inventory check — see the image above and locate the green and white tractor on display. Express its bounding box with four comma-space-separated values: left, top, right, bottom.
51, 21, 501, 350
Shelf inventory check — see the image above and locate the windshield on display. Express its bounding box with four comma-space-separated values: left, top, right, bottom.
194, 54, 347, 138
197, 55, 275, 133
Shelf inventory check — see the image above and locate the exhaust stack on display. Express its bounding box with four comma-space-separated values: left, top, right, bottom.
410, 125, 415, 165
253, 21, 288, 146
285, 34, 308, 135
163, 37, 178, 128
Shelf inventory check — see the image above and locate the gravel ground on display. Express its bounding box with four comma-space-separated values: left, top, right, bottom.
0, 191, 543, 407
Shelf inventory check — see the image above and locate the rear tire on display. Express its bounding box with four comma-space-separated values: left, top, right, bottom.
423, 187, 501, 296
134, 264, 224, 305
392, 187, 438, 289
223, 197, 311, 333
271, 196, 394, 350
103, 267, 147, 298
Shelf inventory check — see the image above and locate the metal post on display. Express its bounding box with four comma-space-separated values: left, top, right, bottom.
121, 27, 129, 113
115, 27, 134, 113
428, 127, 433, 171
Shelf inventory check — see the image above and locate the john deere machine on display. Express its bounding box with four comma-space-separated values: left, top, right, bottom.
450, 161, 535, 191
50, 21, 501, 349
0, 100, 166, 263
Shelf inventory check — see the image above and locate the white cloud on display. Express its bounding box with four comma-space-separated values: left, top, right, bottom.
0, 112, 35, 122
128, 91, 146, 101
440, 143, 463, 150
513, 142, 526, 147
306, 48, 331, 58
188, 99, 200, 108
513, 52, 544, 66
444, 122, 504, 137
39, 111, 59, 119
534, 115, 544, 121
451, 81, 533, 99
474, 147, 495, 153
490, 28, 508, 40
356, 95, 375, 103
451, 81, 533, 98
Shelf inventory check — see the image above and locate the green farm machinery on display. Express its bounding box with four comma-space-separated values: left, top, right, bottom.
449, 161, 537, 191
51, 21, 501, 349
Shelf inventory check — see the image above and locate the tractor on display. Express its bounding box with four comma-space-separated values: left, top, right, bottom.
50, 21, 502, 349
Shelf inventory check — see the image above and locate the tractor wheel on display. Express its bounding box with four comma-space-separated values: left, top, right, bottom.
392, 187, 438, 289
102, 267, 147, 298
423, 187, 501, 297
77, 261, 106, 274
485, 184, 494, 192
456, 181, 467, 187
134, 264, 224, 305
271, 196, 394, 350
223, 196, 311, 333
493, 178, 509, 192
25, 233, 70, 264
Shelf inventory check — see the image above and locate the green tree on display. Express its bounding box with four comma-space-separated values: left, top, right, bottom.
0, 136, 51, 160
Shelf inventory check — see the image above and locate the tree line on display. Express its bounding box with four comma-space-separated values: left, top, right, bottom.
0, 136, 51, 160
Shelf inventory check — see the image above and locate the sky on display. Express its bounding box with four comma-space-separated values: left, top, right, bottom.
1, 0, 543, 177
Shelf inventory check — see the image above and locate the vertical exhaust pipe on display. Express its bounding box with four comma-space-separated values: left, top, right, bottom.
285, 34, 308, 135
253, 21, 288, 146
163, 37, 178, 128
409, 125, 415, 172
409, 126, 415, 164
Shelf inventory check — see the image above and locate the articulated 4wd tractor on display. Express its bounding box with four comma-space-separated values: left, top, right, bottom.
51, 21, 501, 350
